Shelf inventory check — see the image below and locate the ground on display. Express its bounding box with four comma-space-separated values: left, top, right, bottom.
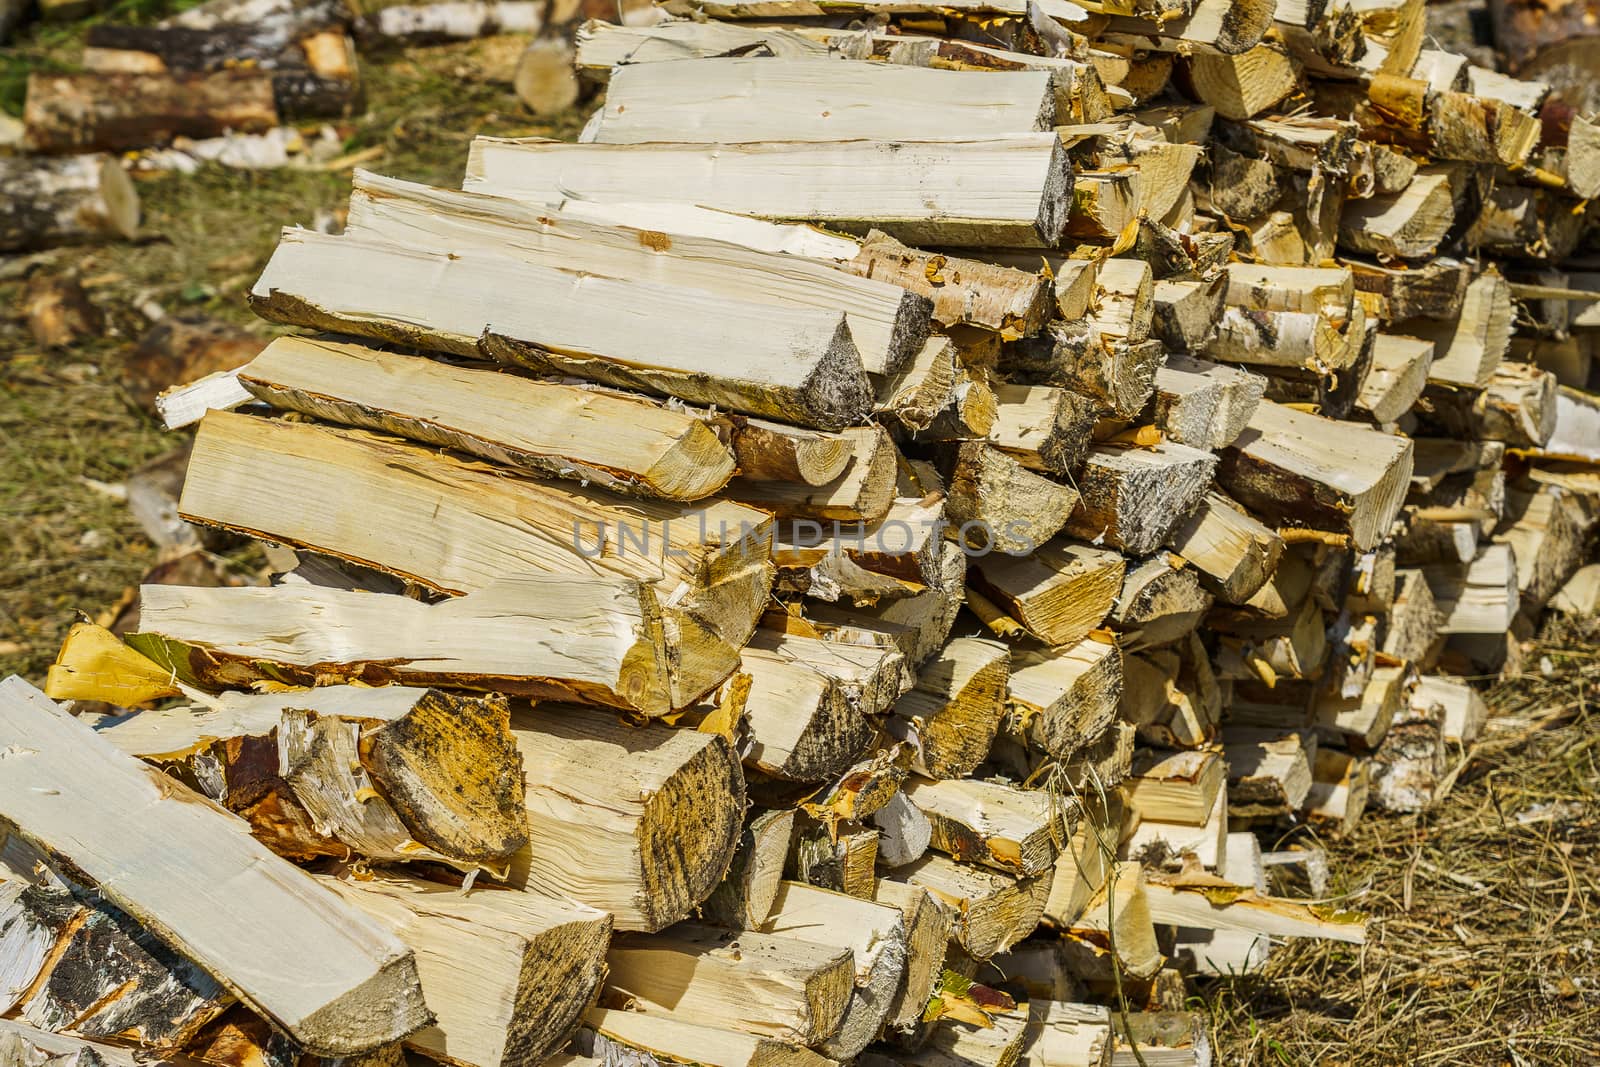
2, 7, 1598, 1064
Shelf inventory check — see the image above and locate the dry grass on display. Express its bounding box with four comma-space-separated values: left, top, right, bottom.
1203, 615, 1600, 1065
4, 16, 1600, 1065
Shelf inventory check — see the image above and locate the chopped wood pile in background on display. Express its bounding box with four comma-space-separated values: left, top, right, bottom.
3, 0, 1600, 1064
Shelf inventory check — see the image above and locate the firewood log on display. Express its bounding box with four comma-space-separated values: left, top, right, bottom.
1017, 1001, 1113, 1067
1495, 481, 1600, 614
895, 853, 1050, 958
354, 0, 542, 41
237, 338, 736, 500
23, 71, 278, 154
732, 419, 852, 486
97, 686, 526, 871
1063, 443, 1219, 555
843, 231, 1053, 338
1108, 555, 1214, 652
968, 540, 1126, 648
1151, 355, 1265, 449
729, 426, 899, 523
1004, 324, 1162, 422
344, 172, 932, 378
250, 230, 874, 430
0, 154, 139, 252
1140, 877, 1365, 942
607, 923, 858, 1046
1337, 171, 1455, 259
988, 384, 1095, 475
1007, 639, 1124, 761
0, 678, 429, 1056
177, 413, 773, 709
1219, 400, 1415, 550
900, 1012, 1028, 1066
1186, 43, 1302, 119
941, 442, 1079, 556
1356, 334, 1435, 424
702, 808, 797, 929
506, 705, 743, 932
762, 882, 909, 1058
1101, 0, 1278, 55
788, 820, 880, 898
888, 636, 1011, 780
1068, 861, 1164, 980
1124, 749, 1227, 826
0, 877, 230, 1048
587, 58, 1067, 144
318, 874, 611, 1067
903, 777, 1066, 877
464, 135, 1077, 249
578, 1007, 833, 1067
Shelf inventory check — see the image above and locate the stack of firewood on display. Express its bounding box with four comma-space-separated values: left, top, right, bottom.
4, 0, 1600, 1064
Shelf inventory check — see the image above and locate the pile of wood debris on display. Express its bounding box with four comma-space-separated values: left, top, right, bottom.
5, 0, 1600, 1064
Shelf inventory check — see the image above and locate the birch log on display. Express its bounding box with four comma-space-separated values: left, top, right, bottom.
0, 155, 140, 252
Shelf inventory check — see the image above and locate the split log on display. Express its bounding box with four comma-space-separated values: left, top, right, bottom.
1142, 877, 1364, 942
903, 777, 1065, 877
1381, 568, 1443, 664
905, 1013, 1028, 1066
98, 686, 526, 871
703, 809, 797, 929
24, 72, 278, 154
1124, 749, 1227, 825
1186, 44, 1302, 119
320, 874, 611, 1067
587, 58, 1064, 144
1101, 0, 1278, 55
1041, 796, 1121, 928
941, 442, 1081, 556
1152, 277, 1227, 356
1007, 638, 1124, 761
1495, 482, 1600, 615
177, 412, 773, 709
1063, 443, 1219, 556
888, 636, 1011, 780
1305, 749, 1370, 836
1219, 400, 1415, 550
1416, 362, 1560, 448
987, 384, 1094, 476
1411, 675, 1487, 745
578, 1007, 832, 1067
872, 792, 932, 869
1120, 638, 1221, 748
0, 878, 230, 1049
607, 925, 855, 1047
250, 229, 873, 430
237, 337, 735, 500
1315, 665, 1406, 750
739, 629, 898, 782
1151, 356, 1265, 449
1410, 273, 1512, 389
762, 882, 908, 1059
898, 853, 1050, 958
843, 231, 1052, 339
344, 172, 931, 378
1224, 728, 1316, 816
1005, 322, 1163, 422
1068, 861, 1164, 981
772, 495, 945, 603
506, 705, 744, 932
1356, 334, 1434, 424
789, 821, 879, 898
1421, 542, 1519, 634
1165, 491, 1285, 604
968, 540, 1126, 648
128, 577, 676, 715
730, 426, 899, 523
1348, 256, 1471, 321
0, 155, 139, 252
464, 135, 1076, 248
1337, 171, 1454, 259
1065, 170, 1142, 241
1018, 1001, 1113, 1067
1108, 555, 1214, 652
872, 882, 954, 1036
0, 677, 429, 1056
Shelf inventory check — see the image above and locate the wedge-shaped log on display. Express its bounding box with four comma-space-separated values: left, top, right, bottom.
132, 578, 673, 716
733, 420, 852, 486
178, 413, 773, 709
888, 636, 1011, 780
904, 776, 1065, 878
1124, 749, 1227, 826
1337, 171, 1454, 260
1356, 334, 1434, 424
899, 853, 1051, 958
1007, 638, 1123, 761
320, 873, 611, 1067
1109, 555, 1214, 652
1164, 492, 1284, 605
842, 231, 1052, 338
1225, 728, 1315, 816
762, 882, 907, 1059
969, 541, 1126, 648
1068, 861, 1164, 981
507, 705, 744, 933
1064, 444, 1218, 556
1421, 543, 1518, 635
872, 881, 954, 1037
464, 135, 1075, 249
249, 230, 871, 430
989, 383, 1094, 476
587, 58, 1062, 144
1411, 273, 1512, 389
1219, 401, 1415, 551
703, 808, 796, 930
1141, 878, 1365, 943
1018, 1000, 1113, 1067
98, 686, 525, 871
344, 171, 930, 378
740, 629, 900, 782
1004, 323, 1161, 422
1152, 356, 1265, 450
578, 1007, 833, 1067
0, 878, 230, 1049
0, 677, 429, 1056
606, 925, 854, 1047
943, 442, 1079, 557
235, 338, 737, 501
